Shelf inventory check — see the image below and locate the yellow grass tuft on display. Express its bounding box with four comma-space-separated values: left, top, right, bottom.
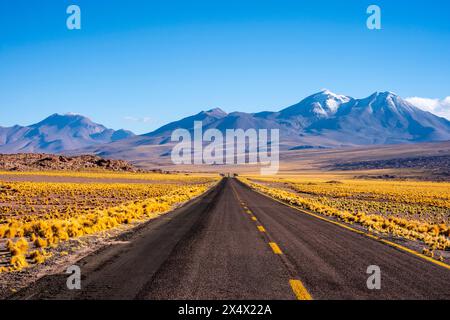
29, 249, 51, 264
0, 173, 219, 272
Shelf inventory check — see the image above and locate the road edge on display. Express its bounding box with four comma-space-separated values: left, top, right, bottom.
235, 178, 450, 272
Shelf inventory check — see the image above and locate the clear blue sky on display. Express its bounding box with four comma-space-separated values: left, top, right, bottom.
1, 0, 450, 134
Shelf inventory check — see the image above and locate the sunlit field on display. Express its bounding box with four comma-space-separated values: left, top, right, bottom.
0, 172, 219, 272
240, 175, 450, 260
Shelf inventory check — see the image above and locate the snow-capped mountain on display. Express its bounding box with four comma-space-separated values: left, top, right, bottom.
86, 90, 450, 161
307, 91, 450, 144
134, 90, 450, 147
2, 90, 450, 158
279, 89, 352, 120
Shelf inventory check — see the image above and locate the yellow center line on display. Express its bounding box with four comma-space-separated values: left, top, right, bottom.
233, 180, 314, 300
269, 242, 283, 254
289, 279, 312, 300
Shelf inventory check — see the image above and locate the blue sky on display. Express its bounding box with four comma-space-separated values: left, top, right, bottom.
1, 0, 450, 134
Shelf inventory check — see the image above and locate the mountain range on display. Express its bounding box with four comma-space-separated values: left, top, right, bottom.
1, 90, 450, 159
0, 113, 134, 153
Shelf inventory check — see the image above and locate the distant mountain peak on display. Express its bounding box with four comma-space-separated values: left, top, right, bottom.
47, 112, 86, 119
31, 113, 99, 131
363, 91, 410, 108
203, 107, 228, 117
2, 89, 450, 157
196, 108, 228, 119
316, 88, 348, 97
279, 90, 351, 119
369, 91, 399, 99
39, 112, 92, 122
0, 113, 134, 154
317, 88, 341, 97
207, 107, 226, 113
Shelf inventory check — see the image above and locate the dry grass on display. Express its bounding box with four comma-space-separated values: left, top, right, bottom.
0, 172, 219, 272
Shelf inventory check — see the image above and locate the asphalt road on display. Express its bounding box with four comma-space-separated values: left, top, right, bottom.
13, 178, 450, 300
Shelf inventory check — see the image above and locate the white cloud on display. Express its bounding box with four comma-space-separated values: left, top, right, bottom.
124, 116, 152, 123
406, 96, 450, 120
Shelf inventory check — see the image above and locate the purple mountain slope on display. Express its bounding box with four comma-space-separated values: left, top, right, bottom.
0, 113, 134, 153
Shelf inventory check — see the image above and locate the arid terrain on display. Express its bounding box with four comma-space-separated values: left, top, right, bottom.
0, 143, 449, 299
140, 141, 450, 181
0, 167, 219, 297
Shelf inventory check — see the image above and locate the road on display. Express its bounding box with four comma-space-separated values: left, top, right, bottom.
13, 178, 450, 300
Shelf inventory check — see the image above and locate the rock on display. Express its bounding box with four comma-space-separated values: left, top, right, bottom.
0, 153, 140, 172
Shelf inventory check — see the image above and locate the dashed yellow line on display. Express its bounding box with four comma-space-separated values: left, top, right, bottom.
269, 242, 283, 254
289, 279, 312, 300
231, 180, 314, 300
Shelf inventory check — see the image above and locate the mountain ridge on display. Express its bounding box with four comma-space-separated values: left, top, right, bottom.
136, 90, 450, 146
1, 90, 450, 158
0, 113, 135, 154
